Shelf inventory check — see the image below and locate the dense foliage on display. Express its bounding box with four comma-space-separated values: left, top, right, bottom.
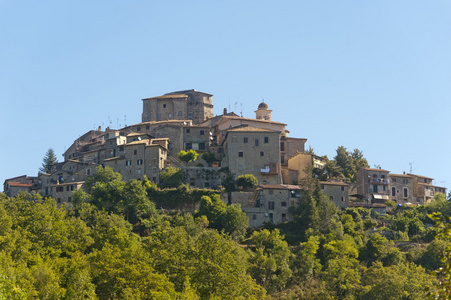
1, 167, 449, 299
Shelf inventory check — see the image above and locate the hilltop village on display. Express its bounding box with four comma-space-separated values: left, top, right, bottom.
3, 89, 447, 227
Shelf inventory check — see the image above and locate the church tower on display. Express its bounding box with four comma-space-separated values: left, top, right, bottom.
255, 101, 272, 121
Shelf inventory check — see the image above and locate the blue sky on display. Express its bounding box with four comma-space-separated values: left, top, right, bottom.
1, 1, 450, 192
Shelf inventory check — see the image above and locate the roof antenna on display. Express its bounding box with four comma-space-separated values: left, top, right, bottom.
409, 162, 414, 173
240, 103, 243, 117
228, 99, 231, 113
124, 115, 127, 127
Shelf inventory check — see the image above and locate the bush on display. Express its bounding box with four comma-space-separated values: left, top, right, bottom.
236, 174, 258, 190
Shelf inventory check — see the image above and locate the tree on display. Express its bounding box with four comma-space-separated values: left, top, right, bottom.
222, 169, 235, 205
333, 146, 369, 182
201, 151, 216, 166
178, 150, 198, 165
39, 148, 58, 174
236, 174, 258, 190
159, 167, 182, 188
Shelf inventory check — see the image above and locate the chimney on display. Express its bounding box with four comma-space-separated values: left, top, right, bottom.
223, 108, 227, 114
403, 171, 405, 175
98, 126, 102, 132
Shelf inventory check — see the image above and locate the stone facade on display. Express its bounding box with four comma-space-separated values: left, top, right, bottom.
356, 167, 390, 203
287, 153, 326, 185
408, 173, 447, 205
222, 127, 282, 185
388, 173, 414, 204
142, 90, 213, 125
320, 181, 349, 210
52, 181, 84, 205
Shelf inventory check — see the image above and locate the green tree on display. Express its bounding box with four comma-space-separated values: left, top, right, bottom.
334, 146, 369, 182
201, 151, 217, 167
159, 167, 182, 188
236, 174, 258, 190
178, 150, 199, 165
222, 169, 235, 205
39, 148, 58, 174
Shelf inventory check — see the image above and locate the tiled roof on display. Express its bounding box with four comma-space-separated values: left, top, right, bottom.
227, 126, 280, 133
364, 168, 390, 172
125, 140, 149, 146
142, 94, 188, 100
219, 116, 287, 126
51, 181, 85, 187
407, 173, 434, 180
389, 173, 413, 178
7, 182, 33, 187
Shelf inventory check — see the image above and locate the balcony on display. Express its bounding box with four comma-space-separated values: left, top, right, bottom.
371, 178, 390, 185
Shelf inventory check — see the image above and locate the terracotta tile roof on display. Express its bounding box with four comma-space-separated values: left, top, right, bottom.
219, 116, 287, 126
407, 173, 434, 180
389, 173, 413, 178
7, 182, 33, 187
227, 126, 280, 133
364, 168, 390, 172
125, 140, 149, 146
258, 184, 302, 190
104, 156, 124, 162
142, 94, 188, 100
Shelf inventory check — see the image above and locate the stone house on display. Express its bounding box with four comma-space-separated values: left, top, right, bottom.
52, 181, 84, 205
3, 174, 37, 197
287, 153, 327, 185
408, 173, 447, 205
142, 89, 213, 125
320, 181, 349, 210
356, 167, 390, 203
222, 126, 282, 185
388, 173, 414, 204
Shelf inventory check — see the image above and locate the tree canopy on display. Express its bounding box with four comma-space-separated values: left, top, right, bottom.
39, 148, 58, 174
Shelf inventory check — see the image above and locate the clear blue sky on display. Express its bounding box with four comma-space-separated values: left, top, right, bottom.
1, 1, 450, 192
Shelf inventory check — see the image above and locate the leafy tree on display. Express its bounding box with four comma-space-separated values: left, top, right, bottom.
201, 151, 216, 166
196, 195, 248, 240
236, 174, 258, 190
248, 229, 293, 292
39, 148, 58, 174
178, 150, 199, 165
333, 146, 369, 182
159, 167, 182, 188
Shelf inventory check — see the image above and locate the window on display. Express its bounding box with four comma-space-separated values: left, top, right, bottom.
282, 213, 287, 222
168, 113, 172, 119
280, 142, 285, 151
392, 187, 396, 196
291, 201, 295, 206
255, 139, 259, 146
341, 196, 345, 202
66, 186, 70, 191
146, 125, 150, 130
137, 126, 141, 131
403, 178, 408, 184
109, 141, 113, 145
381, 175, 385, 179
119, 146, 124, 151
244, 137, 248, 143
403, 188, 408, 198
281, 201, 287, 207
281, 156, 285, 164
178, 111, 182, 116
330, 196, 333, 201
56, 187, 64, 192
189, 113, 193, 118
199, 143, 205, 150
260, 151, 264, 156
134, 150, 137, 155
341, 186, 345, 191
185, 143, 192, 150
57, 198, 61, 204
200, 130, 205, 135
239, 152, 243, 157
204, 182, 210, 188
321, 184, 324, 190
137, 159, 143, 165
253, 214, 257, 220
393, 178, 397, 183
269, 190, 273, 195
68, 197, 72, 203
373, 174, 377, 178
157, 114, 161, 119
138, 169, 141, 174
163, 104, 166, 108
268, 201, 275, 210
373, 185, 378, 193
126, 160, 132, 166
86, 169, 91, 176
264, 137, 269, 143
186, 128, 190, 133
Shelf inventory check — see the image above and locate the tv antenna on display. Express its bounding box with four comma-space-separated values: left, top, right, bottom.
240, 103, 243, 117
409, 162, 414, 173
124, 115, 127, 127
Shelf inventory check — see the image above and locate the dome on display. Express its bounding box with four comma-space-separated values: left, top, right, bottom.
258, 102, 268, 110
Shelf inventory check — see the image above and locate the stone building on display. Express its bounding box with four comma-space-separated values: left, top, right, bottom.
388, 173, 414, 204
287, 153, 326, 185
222, 126, 282, 185
142, 89, 213, 125
320, 181, 349, 210
408, 173, 447, 205
52, 181, 84, 205
356, 167, 390, 203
